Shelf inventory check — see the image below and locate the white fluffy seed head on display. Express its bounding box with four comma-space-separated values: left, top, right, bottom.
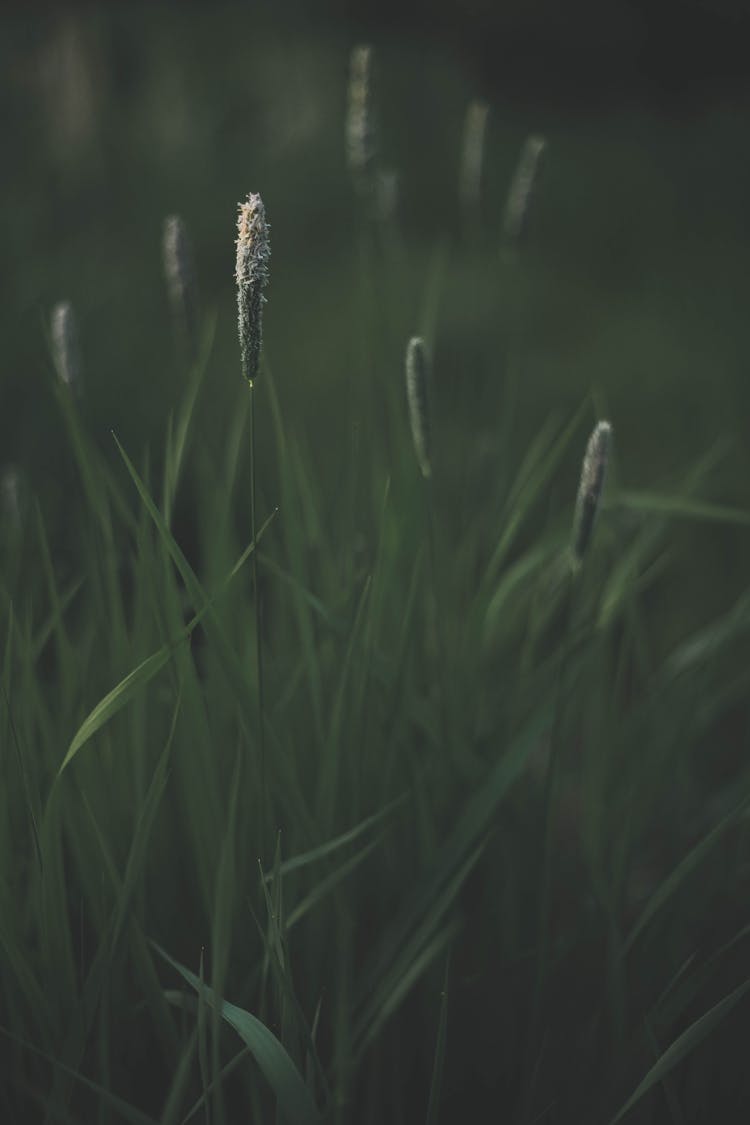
405, 336, 432, 479
51, 301, 81, 390
571, 420, 612, 567
235, 193, 270, 385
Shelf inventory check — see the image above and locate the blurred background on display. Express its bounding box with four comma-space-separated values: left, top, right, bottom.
4, 0, 750, 623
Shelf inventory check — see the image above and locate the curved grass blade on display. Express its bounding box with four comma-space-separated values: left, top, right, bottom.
58, 648, 173, 777
624, 795, 750, 954
266, 795, 406, 881
0, 1024, 158, 1125
153, 944, 321, 1125
609, 978, 750, 1124
57, 507, 276, 777
425, 957, 449, 1125
611, 491, 750, 527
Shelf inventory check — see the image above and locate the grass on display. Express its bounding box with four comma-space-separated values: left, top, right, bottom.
4, 12, 750, 1123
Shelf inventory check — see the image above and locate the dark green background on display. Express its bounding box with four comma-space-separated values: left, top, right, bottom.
4, 4, 750, 635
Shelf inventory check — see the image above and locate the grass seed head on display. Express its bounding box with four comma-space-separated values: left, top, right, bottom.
375, 166, 399, 223
163, 214, 199, 359
405, 336, 432, 479
1, 465, 23, 531
235, 192, 270, 385
346, 44, 378, 198
503, 133, 546, 245
459, 100, 490, 217
51, 301, 82, 391
571, 420, 612, 567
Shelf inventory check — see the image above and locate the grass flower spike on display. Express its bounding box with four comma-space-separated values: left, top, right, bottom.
163, 214, 199, 358
405, 336, 432, 479
235, 192, 270, 385
51, 301, 81, 389
459, 100, 489, 219
571, 420, 612, 567
346, 45, 377, 195
503, 134, 546, 244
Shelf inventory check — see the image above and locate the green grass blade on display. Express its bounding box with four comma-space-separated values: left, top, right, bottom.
153, 945, 321, 1125
267, 796, 406, 881
611, 490, 750, 527
609, 978, 750, 1124
425, 958, 449, 1125
624, 796, 750, 954
58, 647, 173, 777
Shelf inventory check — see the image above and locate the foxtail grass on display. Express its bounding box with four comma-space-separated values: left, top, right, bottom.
236, 191, 271, 853
459, 100, 489, 238
571, 420, 612, 569
163, 214, 199, 363
51, 301, 82, 392
346, 44, 378, 209
503, 133, 547, 247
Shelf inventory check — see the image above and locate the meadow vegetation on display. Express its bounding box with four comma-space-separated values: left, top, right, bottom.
3, 14, 750, 1123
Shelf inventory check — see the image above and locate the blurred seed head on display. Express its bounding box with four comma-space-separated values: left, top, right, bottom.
346, 44, 378, 199
1, 465, 23, 532
163, 214, 199, 361
51, 301, 82, 391
235, 192, 270, 385
405, 336, 432, 479
503, 134, 546, 245
459, 100, 489, 221
571, 420, 612, 567
375, 166, 399, 224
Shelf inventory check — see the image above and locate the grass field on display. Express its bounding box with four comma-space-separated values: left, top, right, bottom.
4, 11, 750, 1123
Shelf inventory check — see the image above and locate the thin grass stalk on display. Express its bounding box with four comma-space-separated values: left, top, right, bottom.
519, 574, 578, 1122
521, 420, 612, 1118
236, 192, 271, 854
249, 379, 267, 853
405, 337, 451, 761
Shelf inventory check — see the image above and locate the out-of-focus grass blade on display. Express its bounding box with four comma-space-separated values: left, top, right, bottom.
0, 1024, 158, 1125
425, 958, 449, 1125
57, 507, 276, 776
266, 796, 405, 881
159, 1027, 198, 1125
609, 978, 750, 1124
357, 920, 459, 1058
624, 795, 750, 954
153, 944, 321, 1125
286, 836, 381, 931
663, 588, 750, 679
481, 402, 589, 592
2, 612, 43, 872
196, 950, 210, 1125
30, 579, 84, 665
357, 705, 551, 1019
483, 540, 555, 641
611, 490, 750, 527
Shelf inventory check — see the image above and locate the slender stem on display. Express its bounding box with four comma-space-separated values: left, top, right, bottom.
249, 378, 267, 855
425, 478, 451, 762
521, 571, 579, 1121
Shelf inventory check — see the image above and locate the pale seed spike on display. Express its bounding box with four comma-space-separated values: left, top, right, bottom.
503, 133, 546, 245
163, 214, 199, 359
571, 420, 612, 567
459, 100, 490, 219
51, 301, 81, 391
405, 336, 432, 479
346, 44, 377, 197
235, 192, 270, 385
